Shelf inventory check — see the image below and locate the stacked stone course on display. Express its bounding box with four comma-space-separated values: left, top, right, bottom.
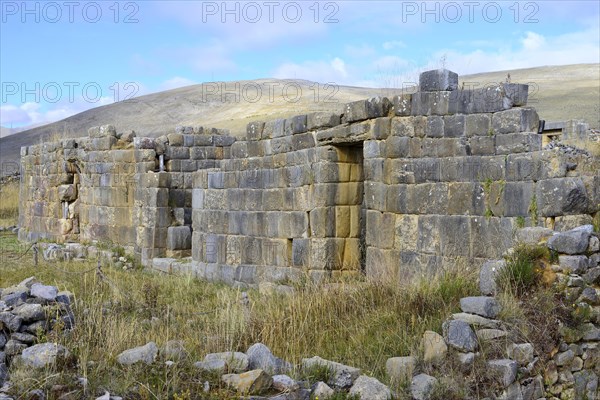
18, 69, 600, 287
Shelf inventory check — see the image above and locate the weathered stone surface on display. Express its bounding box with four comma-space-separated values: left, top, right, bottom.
349, 375, 391, 400
386, 356, 416, 383
222, 369, 273, 395
476, 328, 508, 342
0, 312, 22, 332
515, 227, 554, 245
272, 374, 299, 392
166, 226, 192, 250
559, 255, 589, 274
419, 69, 458, 92
456, 352, 476, 367
11, 303, 45, 323
537, 178, 590, 217
312, 381, 334, 399
581, 323, 600, 341
194, 359, 226, 373
579, 287, 600, 305
421, 331, 447, 364
460, 296, 501, 318
479, 259, 506, 296
20, 343, 70, 368
574, 370, 598, 400
555, 349, 575, 366
507, 343, 535, 365
116, 342, 158, 365
451, 312, 500, 328
246, 343, 291, 375
204, 351, 249, 373
30, 283, 58, 301
488, 359, 518, 387
443, 320, 478, 352
307, 113, 341, 130
411, 373, 438, 400
302, 356, 361, 389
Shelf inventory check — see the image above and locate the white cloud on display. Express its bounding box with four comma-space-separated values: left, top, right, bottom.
437, 27, 599, 75
382, 40, 406, 50
521, 32, 545, 50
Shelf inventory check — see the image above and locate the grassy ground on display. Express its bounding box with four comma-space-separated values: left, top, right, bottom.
0, 230, 477, 399
0, 181, 19, 227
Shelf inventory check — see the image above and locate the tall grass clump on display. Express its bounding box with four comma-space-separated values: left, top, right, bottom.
0, 230, 479, 397
495, 243, 548, 297
0, 181, 19, 226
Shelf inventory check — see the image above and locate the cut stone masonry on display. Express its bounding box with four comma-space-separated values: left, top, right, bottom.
18, 69, 600, 287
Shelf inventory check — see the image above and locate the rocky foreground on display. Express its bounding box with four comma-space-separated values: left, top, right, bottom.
1, 224, 599, 399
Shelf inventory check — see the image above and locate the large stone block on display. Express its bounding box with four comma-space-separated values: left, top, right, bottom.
411, 91, 457, 116
366, 211, 395, 249
263, 118, 285, 139
385, 136, 409, 158
536, 178, 590, 217
425, 116, 444, 138
307, 112, 341, 130
284, 115, 307, 135
392, 94, 412, 116
491, 107, 539, 134
246, 121, 265, 141
439, 215, 471, 257
419, 69, 458, 92
166, 226, 192, 251
443, 114, 465, 137
503, 83, 529, 106
495, 133, 541, 154
465, 113, 492, 137
369, 117, 391, 140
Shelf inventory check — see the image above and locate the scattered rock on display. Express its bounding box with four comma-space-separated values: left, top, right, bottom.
20, 343, 70, 368
348, 375, 391, 400
302, 356, 361, 389
479, 259, 506, 295
488, 359, 517, 387
272, 374, 299, 392
476, 328, 508, 342
421, 331, 447, 364
411, 373, 437, 400
194, 359, 226, 374
116, 342, 158, 365
507, 343, 535, 365
442, 320, 478, 352
385, 356, 416, 383
204, 351, 248, 373
451, 312, 500, 329
221, 369, 273, 395
246, 342, 291, 375
460, 296, 501, 318
311, 381, 334, 399
559, 255, 590, 274
548, 229, 591, 255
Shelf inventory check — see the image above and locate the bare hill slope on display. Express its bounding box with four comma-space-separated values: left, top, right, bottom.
1, 64, 598, 171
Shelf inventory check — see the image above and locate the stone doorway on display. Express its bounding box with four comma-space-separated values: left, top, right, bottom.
319, 144, 365, 273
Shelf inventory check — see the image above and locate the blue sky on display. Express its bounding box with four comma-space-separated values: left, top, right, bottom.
1, 0, 599, 127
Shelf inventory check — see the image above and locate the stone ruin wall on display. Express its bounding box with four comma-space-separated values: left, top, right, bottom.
18, 69, 600, 287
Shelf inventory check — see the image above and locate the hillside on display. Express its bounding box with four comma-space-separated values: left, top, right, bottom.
1, 64, 598, 171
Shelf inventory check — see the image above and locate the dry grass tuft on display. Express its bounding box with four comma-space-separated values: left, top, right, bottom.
0, 182, 19, 226
0, 232, 477, 398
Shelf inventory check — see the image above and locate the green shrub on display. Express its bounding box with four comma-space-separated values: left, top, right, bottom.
496, 244, 548, 296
